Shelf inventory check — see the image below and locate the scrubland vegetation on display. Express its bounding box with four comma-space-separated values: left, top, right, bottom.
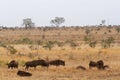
0, 26, 120, 80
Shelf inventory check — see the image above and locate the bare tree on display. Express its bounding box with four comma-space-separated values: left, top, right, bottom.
101, 20, 106, 26
50, 17, 65, 27
23, 18, 35, 29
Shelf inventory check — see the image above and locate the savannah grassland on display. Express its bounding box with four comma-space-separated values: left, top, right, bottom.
0, 26, 120, 80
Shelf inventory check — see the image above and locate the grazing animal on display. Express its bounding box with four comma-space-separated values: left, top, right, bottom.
48, 59, 65, 66
97, 60, 104, 70
37, 59, 49, 67
17, 70, 32, 77
7, 60, 18, 69
23, 59, 48, 70
76, 65, 86, 70
89, 61, 97, 69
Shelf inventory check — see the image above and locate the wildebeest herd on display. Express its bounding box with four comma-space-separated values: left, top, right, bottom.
89, 60, 109, 70
7, 59, 65, 77
7, 59, 109, 77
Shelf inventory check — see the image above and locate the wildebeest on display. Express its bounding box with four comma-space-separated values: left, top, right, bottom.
97, 60, 104, 70
23, 59, 48, 70
17, 70, 32, 77
89, 61, 97, 69
89, 60, 108, 70
48, 59, 65, 66
76, 65, 86, 70
7, 60, 18, 69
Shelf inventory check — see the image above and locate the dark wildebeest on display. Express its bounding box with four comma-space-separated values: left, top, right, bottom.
89, 61, 97, 69
37, 59, 49, 67
23, 59, 48, 70
76, 65, 86, 70
48, 59, 65, 66
17, 70, 32, 77
97, 60, 104, 70
7, 60, 18, 69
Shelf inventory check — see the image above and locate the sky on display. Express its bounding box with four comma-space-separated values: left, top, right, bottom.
0, 0, 120, 27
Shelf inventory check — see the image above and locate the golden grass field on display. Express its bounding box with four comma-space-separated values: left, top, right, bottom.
0, 27, 120, 80
0, 46, 120, 80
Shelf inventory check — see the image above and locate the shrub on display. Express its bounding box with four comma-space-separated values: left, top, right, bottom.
0, 42, 7, 48
104, 32, 107, 34
108, 30, 112, 33
85, 29, 90, 35
89, 41, 97, 48
70, 42, 78, 49
101, 37, 114, 48
83, 36, 90, 44
28, 53, 34, 58
7, 46, 17, 54
65, 40, 78, 49
43, 41, 54, 51
55, 41, 64, 47
15, 38, 33, 44
36, 40, 43, 45
115, 27, 120, 33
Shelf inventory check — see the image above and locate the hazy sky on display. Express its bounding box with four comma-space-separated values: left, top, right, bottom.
0, 0, 120, 27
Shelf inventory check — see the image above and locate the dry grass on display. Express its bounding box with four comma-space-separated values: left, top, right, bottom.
0, 46, 120, 80
0, 27, 120, 80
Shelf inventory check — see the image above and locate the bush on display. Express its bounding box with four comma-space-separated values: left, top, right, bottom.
85, 29, 90, 35
70, 42, 78, 49
83, 36, 90, 44
57, 42, 64, 47
0, 42, 7, 48
15, 38, 33, 44
28, 53, 34, 58
7, 46, 17, 54
101, 37, 114, 48
65, 40, 78, 49
89, 41, 97, 48
43, 41, 54, 51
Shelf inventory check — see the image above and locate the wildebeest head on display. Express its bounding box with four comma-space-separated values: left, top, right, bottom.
89, 61, 97, 69
7, 60, 18, 69
97, 60, 104, 70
